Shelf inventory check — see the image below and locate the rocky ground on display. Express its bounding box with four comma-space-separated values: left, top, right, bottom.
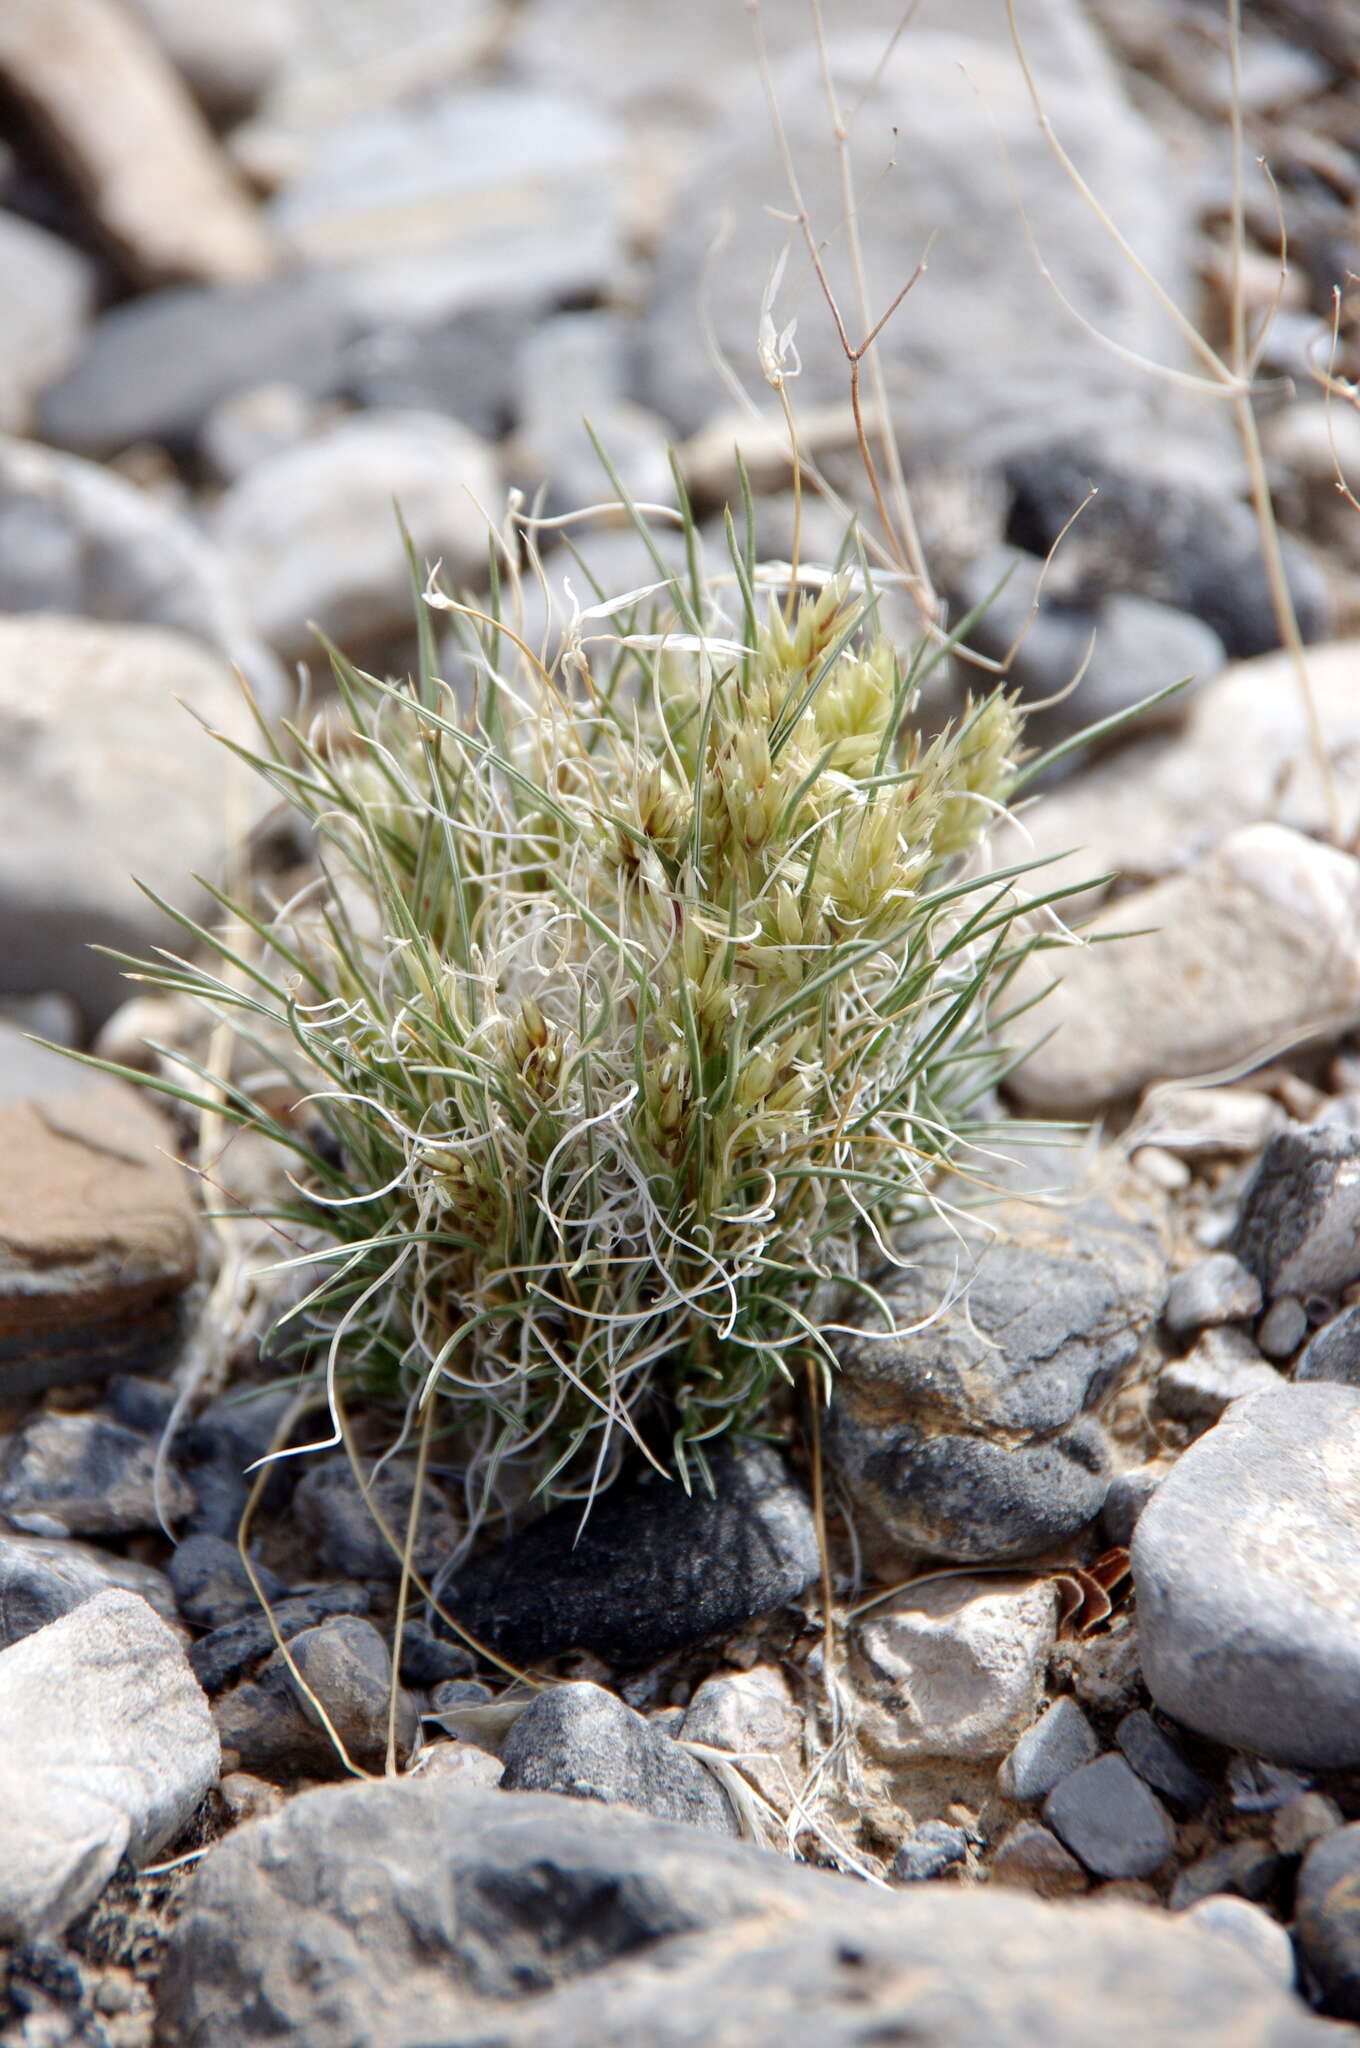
3, 0, 1360, 2042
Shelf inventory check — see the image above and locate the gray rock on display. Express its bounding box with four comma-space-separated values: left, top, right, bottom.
1132, 1383, 1360, 1768
0, 211, 94, 434
990, 1819, 1088, 1899
1228, 1757, 1313, 1815
645, 26, 1198, 468
1258, 1296, 1309, 1363
998, 1696, 1101, 1803
1004, 443, 1331, 659
442, 1445, 818, 1665
168, 1531, 289, 1629
1008, 827, 1360, 1117
1295, 1824, 1360, 2021
215, 1613, 416, 1781
1295, 1303, 1360, 1387
0, 1412, 194, 1537
200, 379, 321, 482
0, 1589, 219, 1940
179, 1383, 299, 1538
1170, 1841, 1281, 1912
127, 0, 297, 121
0, 434, 282, 707
156, 1777, 1333, 2046
291, 1453, 462, 1583
889, 1820, 969, 1883
951, 545, 1222, 759
1183, 1896, 1296, 1989
1115, 1710, 1211, 1813
40, 274, 355, 457
268, 88, 625, 328
0, 1028, 200, 1395
499, 1682, 738, 1838
342, 302, 532, 440
826, 1177, 1167, 1560
1164, 1255, 1264, 1343
211, 410, 499, 658
189, 1584, 371, 1695
853, 1574, 1059, 1764
0, 1531, 178, 1646
1043, 1754, 1174, 1880
1232, 1124, 1360, 1302
1153, 1328, 1283, 1432
1099, 1462, 1169, 1547
515, 311, 675, 519
398, 1618, 476, 1689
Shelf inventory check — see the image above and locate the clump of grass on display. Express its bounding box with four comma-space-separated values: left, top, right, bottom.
90, 496, 1080, 1524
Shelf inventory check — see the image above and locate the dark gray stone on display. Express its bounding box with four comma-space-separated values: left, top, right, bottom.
1099, 1462, 1167, 1547
292, 1454, 463, 1584
156, 1779, 1333, 2047
998, 1696, 1101, 1804
342, 304, 532, 440
1115, 1711, 1211, 1812
189, 1585, 371, 1695
1164, 1255, 1263, 1343
1257, 1296, 1308, 1363
1231, 1125, 1360, 1302
1295, 1303, 1360, 1387
1004, 444, 1332, 658
826, 1181, 1167, 1561
499, 1682, 738, 1838
179, 1385, 298, 1539
1132, 1383, 1360, 1768
1227, 1758, 1312, 1815
398, 1618, 476, 1689
214, 1613, 417, 1782
1152, 1328, 1283, 1431
889, 1821, 969, 1883
442, 1445, 818, 1665
168, 1532, 288, 1629
39, 276, 356, 457
1044, 1754, 1174, 1880
1295, 1824, 1360, 2021
0, 1411, 194, 1536
0, 1531, 177, 1646
1169, 1841, 1282, 1912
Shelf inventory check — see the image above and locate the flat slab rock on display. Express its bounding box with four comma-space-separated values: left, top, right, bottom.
1133, 1382, 1360, 1768
0, 1588, 219, 1939
156, 1778, 1332, 2046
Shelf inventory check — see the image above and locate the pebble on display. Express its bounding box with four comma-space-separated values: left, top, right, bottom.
168, 1531, 289, 1629
211, 411, 499, 658
0, 211, 94, 435
1273, 1794, 1344, 1861
0, 0, 273, 287
189, 1584, 372, 1695
1152, 1328, 1283, 1432
442, 1445, 818, 1666
1294, 1835, 1360, 2023
1098, 1462, 1169, 1547
1130, 1085, 1288, 1162
852, 1574, 1059, 1765
177, 1383, 298, 1539
1134, 1383, 1360, 1767
0, 1531, 178, 1647
0, 1029, 199, 1397
1258, 1296, 1309, 1363
1182, 1896, 1296, 1989
827, 1176, 1167, 1560
156, 1777, 1328, 2046
1227, 1758, 1313, 1815
1163, 1255, 1263, 1343
412, 1740, 504, 1789
889, 1821, 969, 1883
1115, 1711, 1211, 1813
1294, 1303, 1360, 1387
291, 1453, 463, 1584
681, 1664, 803, 1813
989, 1820, 1088, 1899
1050, 1616, 1144, 1718
1169, 1841, 1281, 1912
1043, 1754, 1175, 1880
1232, 1123, 1360, 1302
214, 1612, 416, 1780
397, 1619, 476, 1689
0, 1411, 195, 1537
997, 1696, 1101, 1804
0, 1589, 219, 1939
1009, 826, 1360, 1116
498, 1680, 739, 1837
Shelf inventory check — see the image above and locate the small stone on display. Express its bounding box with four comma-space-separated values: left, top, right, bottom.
1043, 1754, 1174, 1880
1169, 1841, 1281, 1912
1232, 1123, 1360, 1302
0, 0, 273, 288
997, 1697, 1101, 1804
397, 1620, 475, 1690
201, 381, 320, 483
1182, 1896, 1295, 1988
0, 1589, 219, 1939
1130, 1145, 1191, 1191
0, 1412, 195, 1537
1152, 1327, 1283, 1432
217, 1771, 286, 1826
412, 1740, 503, 1789
1098, 1462, 1168, 1547
1050, 1617, 1144, 1717
0, 211, 93, 434
212, 411, 499, 659
1257, 1296, 1309, 1363
168, 1532, 288, 1629
442, 1445, 818, 1666
1133, 1383, 1360, 1768
343, 303, 529, 442
989, 1820, 1088, 1899
853, 1575, 1059, 1765
498, 1681, 739, 1837
1273, 1793, 1343, 1861
1295, 1303, 1360, 1387
681, 1665, 803, 1814
1227, 1757, 1313, 1814
1131, 1085, 1287, 1162
1164, 1255, 1263, 1343
1009, 827, 1360, 1116
291, 1454, 462, 1584
0, 1531, 177, 1646
178, 1384, 297, 1539
1115, 1711, 1211, 1813
215, 1613, 416, 1781
1294, 1824, 1360, 2020
127, 0, 297, 122
889, 1821, 968, 1883
189, 1585, 371, 1696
